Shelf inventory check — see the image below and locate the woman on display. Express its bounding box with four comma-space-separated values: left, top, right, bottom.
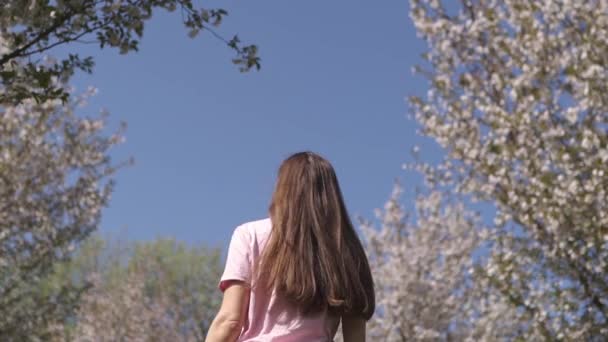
205, 152, 375, 342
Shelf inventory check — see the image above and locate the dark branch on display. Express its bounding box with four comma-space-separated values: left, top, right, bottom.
0, 12, 74, 67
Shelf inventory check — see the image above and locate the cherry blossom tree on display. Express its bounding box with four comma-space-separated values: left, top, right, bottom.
360, 182, 482, 341
0, 73, 123, 339
408, 0, 608, 339
1, 0, 255, 337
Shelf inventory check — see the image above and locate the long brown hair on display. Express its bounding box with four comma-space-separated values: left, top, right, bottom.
257, 151, 375, 320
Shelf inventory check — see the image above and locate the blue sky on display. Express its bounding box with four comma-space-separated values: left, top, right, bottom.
67, 0, 442, 247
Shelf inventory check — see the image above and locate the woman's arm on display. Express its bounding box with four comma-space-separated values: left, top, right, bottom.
205, 281, 250, 342
341, 315, 366, 342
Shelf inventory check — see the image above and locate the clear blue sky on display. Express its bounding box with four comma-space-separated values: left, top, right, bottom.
67, 0, 442, 247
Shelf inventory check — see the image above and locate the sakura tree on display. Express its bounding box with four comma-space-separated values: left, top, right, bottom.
0, 83, 123, 339
1, 0, 253, 336
409, 0, 608, 339
361, 182, 482, 341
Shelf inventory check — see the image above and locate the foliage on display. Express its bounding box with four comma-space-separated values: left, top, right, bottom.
47, 235, 223, 341
0, 0, 260, 104
361, 182, 482, 341
407, 0, 608, 339
0, 79, 122, 340
0, 0, 256, 338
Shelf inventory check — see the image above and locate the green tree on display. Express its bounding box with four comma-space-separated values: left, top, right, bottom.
0, 0, 260, 104
1, 1, 256, 339
47, 235, 222, 341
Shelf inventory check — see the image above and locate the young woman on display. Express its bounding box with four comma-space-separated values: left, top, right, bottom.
205, 152, 375, 342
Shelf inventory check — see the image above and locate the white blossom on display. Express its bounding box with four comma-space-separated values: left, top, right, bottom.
408, 0, 608, 339
0, 55, 124, 338
360, 182, 483, 341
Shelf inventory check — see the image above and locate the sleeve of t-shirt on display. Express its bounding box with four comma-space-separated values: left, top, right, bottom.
219, 225, 252, 292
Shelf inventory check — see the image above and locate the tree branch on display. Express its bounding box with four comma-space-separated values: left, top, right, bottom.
0, 12, 74, 67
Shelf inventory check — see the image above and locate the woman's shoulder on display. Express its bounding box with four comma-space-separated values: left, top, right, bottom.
234, 217, 272, 239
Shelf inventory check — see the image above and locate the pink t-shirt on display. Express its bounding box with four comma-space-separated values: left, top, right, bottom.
219, 218, 340, 342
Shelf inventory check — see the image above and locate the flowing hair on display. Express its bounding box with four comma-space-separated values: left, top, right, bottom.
256, 151, 375, 320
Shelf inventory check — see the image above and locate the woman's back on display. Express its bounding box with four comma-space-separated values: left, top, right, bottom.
207, 152, 373, 342
220, 218, 340, 341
